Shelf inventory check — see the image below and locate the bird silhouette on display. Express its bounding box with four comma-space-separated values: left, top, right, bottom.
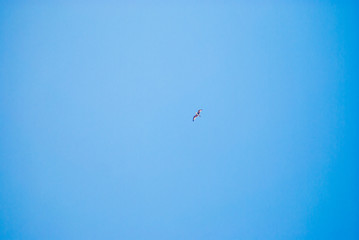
192, 109, 203, 122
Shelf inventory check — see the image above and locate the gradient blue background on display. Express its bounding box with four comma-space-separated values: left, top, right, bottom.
1, 1, 358, 239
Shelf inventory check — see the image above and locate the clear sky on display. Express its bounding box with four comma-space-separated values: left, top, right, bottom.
1, 1, 358, 239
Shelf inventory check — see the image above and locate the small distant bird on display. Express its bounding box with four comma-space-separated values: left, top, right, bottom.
193, 109, 203, 122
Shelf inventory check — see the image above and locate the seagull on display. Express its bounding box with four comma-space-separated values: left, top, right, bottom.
193, 109, 203, 122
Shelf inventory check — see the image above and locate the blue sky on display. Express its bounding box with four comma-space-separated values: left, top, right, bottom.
1, 1, 358, 239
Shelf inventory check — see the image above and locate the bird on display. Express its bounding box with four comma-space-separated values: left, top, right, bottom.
193, 109, 203, 122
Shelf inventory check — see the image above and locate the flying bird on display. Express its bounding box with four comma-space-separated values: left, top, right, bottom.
193, 109, 203, 122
